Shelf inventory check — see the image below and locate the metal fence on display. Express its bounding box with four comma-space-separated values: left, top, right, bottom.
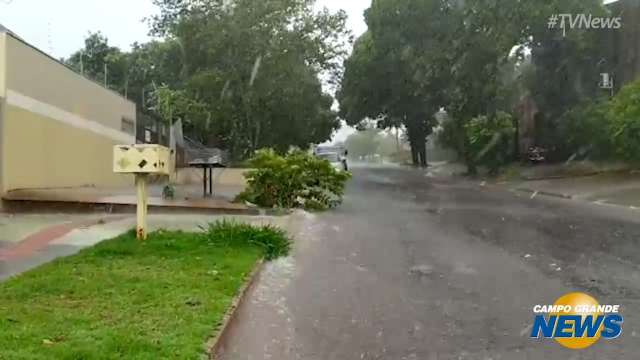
182, 136, 229, 168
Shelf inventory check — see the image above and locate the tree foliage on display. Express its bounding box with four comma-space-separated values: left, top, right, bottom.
338, 0, 456, 167
339, 0, 615, 171
66, 32, 128, 92
65, 0, 621, 169
66, 0, 351, 160
553, 100, 612, 161
608, 80, 640, 161
146, 0, 351, 158
464, 112, 515, 174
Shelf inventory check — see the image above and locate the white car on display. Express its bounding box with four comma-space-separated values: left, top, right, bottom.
317, 152, 349, 171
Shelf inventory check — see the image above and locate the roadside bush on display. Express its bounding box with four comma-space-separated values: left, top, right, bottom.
608, 80, 640, 161
556, 99, 612, 161
202, 220, 291, 260
237, 149, 352, 210
464, 111, 516, 174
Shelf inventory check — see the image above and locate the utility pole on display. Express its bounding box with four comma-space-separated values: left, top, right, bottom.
104, 63, 108, 87
80, 51, 84, 75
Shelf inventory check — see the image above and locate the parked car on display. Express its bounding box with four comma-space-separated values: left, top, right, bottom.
317, 151, 349, 171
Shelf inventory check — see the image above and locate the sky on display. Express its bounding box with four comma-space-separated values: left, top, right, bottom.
0, 0, 369, 59
0, 0, 367, 143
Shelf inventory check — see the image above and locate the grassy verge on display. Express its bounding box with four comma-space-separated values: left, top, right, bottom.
0, 222, 290, 359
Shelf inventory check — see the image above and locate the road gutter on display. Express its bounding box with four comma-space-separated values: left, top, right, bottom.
513, 188, 574, 200
205, 258, 266, 359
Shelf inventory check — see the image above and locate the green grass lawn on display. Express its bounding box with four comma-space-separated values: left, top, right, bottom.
0, 222, 290, 359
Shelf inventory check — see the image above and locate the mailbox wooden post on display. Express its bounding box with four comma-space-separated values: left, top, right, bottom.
135, 174, 149, 240
114, 145, 173, 240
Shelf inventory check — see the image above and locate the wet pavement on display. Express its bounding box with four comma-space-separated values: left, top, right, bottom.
217, 165, 640, 359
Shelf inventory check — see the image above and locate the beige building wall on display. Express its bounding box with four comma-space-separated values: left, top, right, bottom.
0, 33, 5, 98
1, 33, 136, 194
4, 34, 134, 130
0, 33, 7, 202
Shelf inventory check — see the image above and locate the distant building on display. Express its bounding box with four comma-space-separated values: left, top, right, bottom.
0, 27, 137, 206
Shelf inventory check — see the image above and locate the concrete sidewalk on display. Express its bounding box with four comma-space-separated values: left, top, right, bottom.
424, 161, 640, 209
0, 213, 291, 281
510, 171, 640, 208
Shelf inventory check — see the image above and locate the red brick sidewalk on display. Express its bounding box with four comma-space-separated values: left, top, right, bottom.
0, 216, 128, 261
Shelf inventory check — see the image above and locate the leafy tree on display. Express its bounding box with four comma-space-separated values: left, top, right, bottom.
464, 112, 515, 175
608, 80, 640, 161
338, 0, 455, 167
338, 33, 385, 128
65, 32, 127, 92
125, 40, 186, 108
440, 0, 536, 172
148, 0, 351, 158
555, 99, 612, 161
380, 0, 609, 170
148, 85, 211, 140
66, 1, 351, 160
521, 0, 609, 159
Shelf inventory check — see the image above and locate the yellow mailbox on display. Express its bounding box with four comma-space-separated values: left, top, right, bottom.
113, 144, 174, 241
113, 144, 172, 175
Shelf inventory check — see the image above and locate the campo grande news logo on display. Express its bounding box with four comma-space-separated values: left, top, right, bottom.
530, 292, 623, 349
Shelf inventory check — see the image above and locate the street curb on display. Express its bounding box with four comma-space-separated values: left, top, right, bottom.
514, 188, 574, 200
205, 258, 265, 359
520, 171, 604, 181
519, 168, 640, 182
1, 199, 261, 216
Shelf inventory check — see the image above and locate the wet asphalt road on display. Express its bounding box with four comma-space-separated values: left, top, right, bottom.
218, 165, 640, 360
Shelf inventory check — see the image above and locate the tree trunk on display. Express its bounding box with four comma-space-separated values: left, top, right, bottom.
407, 125, 420, 166
407, 116, 429, 168
411, 145, 419, 166
419, 140, 428, 168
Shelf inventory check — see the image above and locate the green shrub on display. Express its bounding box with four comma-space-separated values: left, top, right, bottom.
201, 220, 291, 260
237, 149, 352, 210
608, 80, 640, 161
464, 111, 516, 174
556, 99, 612, 160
